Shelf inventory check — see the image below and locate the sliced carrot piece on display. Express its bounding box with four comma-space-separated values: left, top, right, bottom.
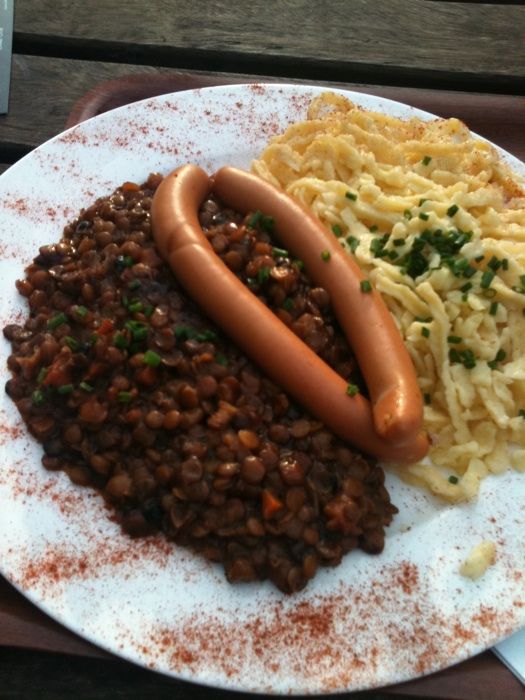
96, 318, 114, 335
262, 489, 284, 520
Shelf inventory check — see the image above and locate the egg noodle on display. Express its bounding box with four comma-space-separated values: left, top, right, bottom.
252, 92, 525, 502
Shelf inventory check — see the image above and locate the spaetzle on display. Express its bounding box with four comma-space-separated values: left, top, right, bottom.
252, 92, 525, 502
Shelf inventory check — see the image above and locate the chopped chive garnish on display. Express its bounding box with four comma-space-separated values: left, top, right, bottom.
393, 238, 405, 247
117, 391, 133, 403
489, 301, 499, 316
331, 225, 343, 237
520, 274, 525, 287
487, 360, 498, 370
419, 212, 429, 221
113, 332, 129, 349
360, 280, 372, 293
447, 204, 459, 217
128, 279, 141, 291
57, 384, 74, 395
346, 383, 359, 397
47, 312, 68, 330
125, 320, 148, 341
495, 348, 506, 362
346, 235, 359, 253
475, 255, 485, 263
403, 209, 412, 220
64, 335, 79, 351
128, 301, 143, 313
143, 350, 161, 367
196, 330, 217, 342
480, 270, 495, 289
460, 282, 473, 293
31, 389, 46, 406
257, 266, 271, 283
421, 327, 430, 338
449, 348, 461, 363
174, 325, 197, 340
419, 198, 428, 206
447, 335, 462, 344
215, 354, 228, 366
321, 250, 331, 262
370, 235, 389, 258
75, 305, 88, 318
32, 389, 46, 405
283, 298, 294, 312
488, 256, 501, 272
390, 227, 476, 279
502, 258, 509, 270
79, 381, 93, 392
422, 155, 432, 166
449, 257, 469, 276
519, 409, 525, 419
293, 259, 304, 270
260, 215, 275, 233
247, 210, 262, 228
463, 265, 477, 279
448, 475, 459, 484
423, 393, 431, 405
369, 225, 378, 233
461, 349, 476, 369
272, 246, 289, 257
483, 288, 497, 299
345, 191, 357, 201
37, 367, 47, 384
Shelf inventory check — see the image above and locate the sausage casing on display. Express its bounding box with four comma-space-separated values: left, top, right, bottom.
151, 164, 429, 463
212, 166, 424, 447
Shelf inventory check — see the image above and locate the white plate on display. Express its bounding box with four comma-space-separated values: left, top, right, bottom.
0, 83, 523, 694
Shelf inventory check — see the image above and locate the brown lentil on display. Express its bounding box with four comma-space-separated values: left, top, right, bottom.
3, 176, 397, 594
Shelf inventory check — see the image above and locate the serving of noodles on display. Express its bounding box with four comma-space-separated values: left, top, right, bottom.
252, 91, 525, 502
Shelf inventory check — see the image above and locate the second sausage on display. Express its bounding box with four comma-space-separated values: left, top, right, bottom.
151, 164, 428, 463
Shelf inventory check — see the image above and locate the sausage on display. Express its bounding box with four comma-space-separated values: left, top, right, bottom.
212, 166, 425, 447
151, 164, 429, 464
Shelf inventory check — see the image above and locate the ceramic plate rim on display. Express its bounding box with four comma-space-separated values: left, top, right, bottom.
0, 82, 523, 695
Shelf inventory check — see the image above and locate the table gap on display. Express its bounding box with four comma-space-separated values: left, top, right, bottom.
0, 144, 33, 165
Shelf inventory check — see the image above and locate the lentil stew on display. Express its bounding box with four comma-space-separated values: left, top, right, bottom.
3, 174, 397, 594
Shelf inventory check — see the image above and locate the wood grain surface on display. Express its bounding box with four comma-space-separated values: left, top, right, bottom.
0, 56, 173, 159
13, 0, 525, 92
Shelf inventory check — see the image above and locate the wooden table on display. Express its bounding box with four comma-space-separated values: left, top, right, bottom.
1, 2, 524, 698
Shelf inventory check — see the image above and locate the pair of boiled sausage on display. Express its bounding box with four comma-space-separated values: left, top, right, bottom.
151, 164, 429, 463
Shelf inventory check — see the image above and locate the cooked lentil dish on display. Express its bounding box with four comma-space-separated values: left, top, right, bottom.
3, 173, 397, 593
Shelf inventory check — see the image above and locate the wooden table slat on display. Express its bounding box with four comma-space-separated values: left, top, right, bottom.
12, 0, 525, 92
